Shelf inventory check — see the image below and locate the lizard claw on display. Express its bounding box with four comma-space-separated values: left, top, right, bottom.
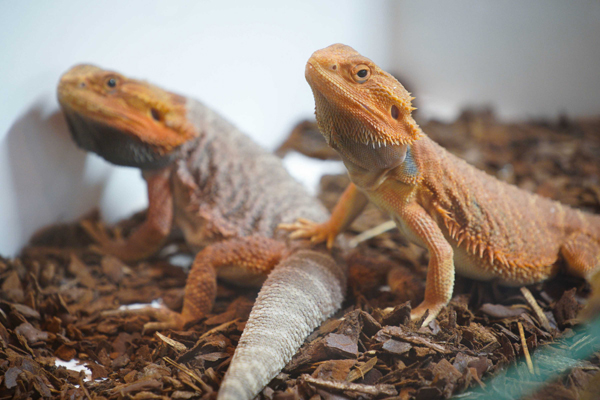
141, 308, 186, 333
278, 218, 338, 249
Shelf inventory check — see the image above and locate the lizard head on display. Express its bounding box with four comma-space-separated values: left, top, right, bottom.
57, 64, 198, 169
305, 44, 423, 171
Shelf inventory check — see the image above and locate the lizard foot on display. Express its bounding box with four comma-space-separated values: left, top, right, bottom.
410, 302, 444, 327
80, 218, 164, 261
101, 306, 189, 333
80, 219, 131, 259
278, 218, 338, 249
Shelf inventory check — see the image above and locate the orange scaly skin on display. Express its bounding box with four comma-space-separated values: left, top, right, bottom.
57, 65, 346, 400
282, 44, 600, 326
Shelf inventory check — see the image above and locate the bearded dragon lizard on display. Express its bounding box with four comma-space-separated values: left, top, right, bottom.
57, 65, 346, 399
281, 44, 600, 326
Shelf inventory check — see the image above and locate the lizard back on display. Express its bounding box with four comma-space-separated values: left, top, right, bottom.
171, 99, 329, 248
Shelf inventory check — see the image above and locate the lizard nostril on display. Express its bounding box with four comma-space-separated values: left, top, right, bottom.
79, 82, 86, 88
150, 108, 161, 121
331, 65, 337, 70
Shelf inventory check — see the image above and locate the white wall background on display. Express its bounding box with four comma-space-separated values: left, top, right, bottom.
392, 1, 600, 121
1, 1, 599, 256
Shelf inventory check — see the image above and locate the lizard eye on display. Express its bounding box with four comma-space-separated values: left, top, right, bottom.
351, 64, 371, 83
105, 77, 118, 88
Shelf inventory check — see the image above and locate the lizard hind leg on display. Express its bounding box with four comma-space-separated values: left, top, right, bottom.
176, 235, 289, 329
561, 232, 600, 280
106, 236, 288, 332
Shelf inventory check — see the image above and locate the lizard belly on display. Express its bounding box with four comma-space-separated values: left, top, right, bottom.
217, 266, 267, 287
452, 246, 500, 282
392, 215, 557, 285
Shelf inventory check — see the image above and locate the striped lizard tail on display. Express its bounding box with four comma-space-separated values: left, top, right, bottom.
217, 250, 347, 399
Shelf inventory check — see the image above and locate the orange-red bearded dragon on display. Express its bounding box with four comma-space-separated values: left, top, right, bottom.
281, 44, 600, 326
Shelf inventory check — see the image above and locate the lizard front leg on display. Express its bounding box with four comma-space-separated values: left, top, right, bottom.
82, 168, 173, 261
104, 236, 288, 332
396, 202, 455, 326
279, 182, 368, 248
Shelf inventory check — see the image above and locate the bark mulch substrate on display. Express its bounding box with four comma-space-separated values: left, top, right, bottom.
2, 109, 600, 399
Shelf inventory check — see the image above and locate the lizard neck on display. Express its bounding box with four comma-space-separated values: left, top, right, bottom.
388, 144, 423, 186
339, 139, 423, 191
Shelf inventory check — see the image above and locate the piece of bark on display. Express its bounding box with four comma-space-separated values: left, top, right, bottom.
312, 359, 356, 381
554, 288, 580, 327
382, 340, 412, 355
479, 303, 527, 318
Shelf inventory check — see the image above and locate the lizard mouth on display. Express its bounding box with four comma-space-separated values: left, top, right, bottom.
63, 110, 178, 170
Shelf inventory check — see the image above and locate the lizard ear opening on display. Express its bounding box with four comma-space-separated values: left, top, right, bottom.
391, 105, 399, 120
150, 108, 161, 121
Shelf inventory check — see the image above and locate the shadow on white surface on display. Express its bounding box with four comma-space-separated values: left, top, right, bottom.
2, 100, 103, 255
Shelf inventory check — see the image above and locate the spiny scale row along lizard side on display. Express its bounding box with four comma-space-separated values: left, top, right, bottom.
281, 43, 600, 327
57, 64, 347, 400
